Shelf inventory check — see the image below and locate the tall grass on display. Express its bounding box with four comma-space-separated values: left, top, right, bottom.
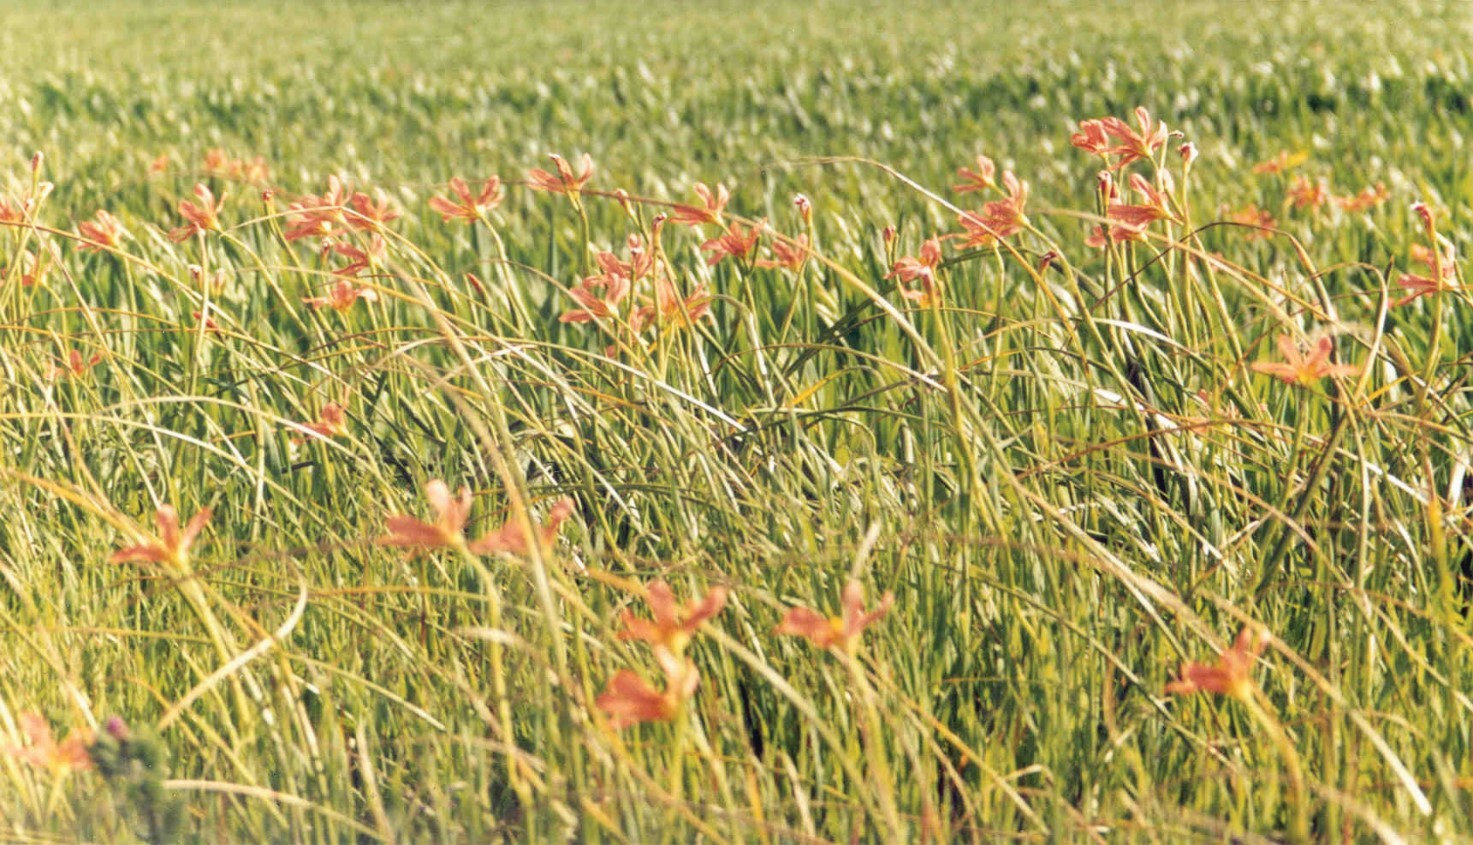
0, 1, 1469, 841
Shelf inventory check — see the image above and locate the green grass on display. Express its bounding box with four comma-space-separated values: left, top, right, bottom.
0, 0, 1471, 841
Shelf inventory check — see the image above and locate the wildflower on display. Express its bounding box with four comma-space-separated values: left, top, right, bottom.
561, 275, 632, 324
148, 153, 170, 176
1411, 202, 1435, 238
596, 647, 700, 729
112, 504, 212, 571
1108, 172, 1180, 228
1225, 204, 1277, 239
1165, 627, 1267, 701
756, 233, 810, 271
50, 349, 102, 381
1394, 243, 1458, 307
348, 189, 401, 228
1286, 175, 1328, 211
793, 193, 812, 225
294, 402, 348, 443
192, 307, 222, 333
527, 153, 594, 196
379, 480, 472, 553
617, 580, 728, 654
304, 279, 378, 312
952, 154, 997, 193
1101, 106, 1171, 170
1334, 182, 1389, 213
467, 498, 575, 559
776, 579, 895, 655
78, 210, 128, 252
1251, 150, 1308, 176
956, 172, 1029, 247
887, 236, 943, 307
700, 220, 763, 266
8, 713, 93, 773
669, 182, 729, 228
329, 236, 386, 277
1250, 334, 1358, 385
283, 176, 350, 241
428, 176, 503, 223
202, 148, 232, 176
1069, 119, 1111, 157
1085, 222, 1147, 249
632, 278, 713, 333
559, 234, 652, 323
1178, 142, 1199, 165
168, 184, 226, 241
9, 250, 50, 287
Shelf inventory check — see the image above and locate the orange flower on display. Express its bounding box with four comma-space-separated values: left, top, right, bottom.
561, 275, 631, 324
347, 189, 401, 229
1251, 150, 1307, 176
78, 209, 128, 252
1250, 334, 1358, 386
776, 579, 894, 655
293, 402, 348, 443
304, 279, 377, 312
168, 183, 226, 241
192, 307, 222, 333
329, 235, 386, 277
700, 220, 763, 266
148, 153, 170, 176
596, 647, 700, 729
380, 480, 472, 553
50, 349, 102, 381
1069, 119, 1111, 157
1394, 243, 1457, 307
8, 713, 93, 773
887, 236, 944, 307
283, 176, 350, 241
527, 153, 594, 197
428, 176, 503, 222
956, 172, 1028, 247
670, 182, 729, 228
1107, 172, 1180, 228
756, 234, 810, 271
467, 498, 575, 559
1075, 107, 1171, 170
1286, 175, 1328, 211
631, 278, 713, 333
617, 580, 728, 654
953, 154, 997, 194
112, 504, 212, 571
9, 250, 51, 287
1334, 182, 1389, 213
1085, 222, 1147, 249
1165, 627, 1267, 701
1225, 204, 1277, 240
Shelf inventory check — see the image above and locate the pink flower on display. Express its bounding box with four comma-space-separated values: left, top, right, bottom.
1166, 627, 1267, 701
775, 580, 894, 655
112, 505, 212, 571
952, 155, 997, 194
955, 172, 1028, 248
700, 220, 763, 266
168, 184, 226, 241
78, 210, 128, 252
596, 647, 700, 729
428, 176, 503, 222
617, 581, 728, 654
467, 499, 575, 559
670, 182, 729, 228
527, 153, 594, 196
1250, 334, 1358, 386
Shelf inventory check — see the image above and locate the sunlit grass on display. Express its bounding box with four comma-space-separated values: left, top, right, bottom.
0, 1, 1469, 842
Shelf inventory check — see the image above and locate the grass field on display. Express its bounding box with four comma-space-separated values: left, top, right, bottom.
1, 1, 1472, 841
